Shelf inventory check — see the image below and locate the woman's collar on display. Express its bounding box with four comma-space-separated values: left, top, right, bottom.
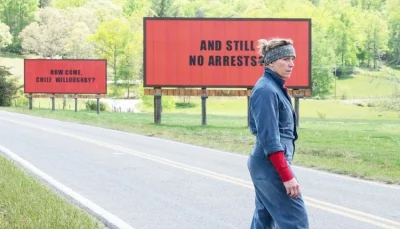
264, 67, 285, 88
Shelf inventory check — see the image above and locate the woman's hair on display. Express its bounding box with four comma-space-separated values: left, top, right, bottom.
257, 38, 293, 58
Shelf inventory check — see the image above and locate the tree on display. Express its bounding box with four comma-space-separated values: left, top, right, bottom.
0, 22, 12, 49
363, 13, 389, 68
39, 0, 52, 8
0, 67, 22, 107
88, 19, 132, 81
51, 0, 90, 8
64, 22, 96, 59
351, 0, 387, 11
386, 0, 400, 64
19, 7, 70, 58
123, 0, 151, 16
66, 6, 99, 33
0, 0, 39, 52
82, 0, 122, 22
151, 0, 179, 17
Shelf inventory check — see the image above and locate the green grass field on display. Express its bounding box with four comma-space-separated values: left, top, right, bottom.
0, 52, 36, 81
142, 96, 399, 120
334, 66, 399, 99
0, 155, 104, 229
335, 76, 398, 99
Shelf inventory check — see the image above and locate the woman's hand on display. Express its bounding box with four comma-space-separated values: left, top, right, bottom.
283, 178, 300, 198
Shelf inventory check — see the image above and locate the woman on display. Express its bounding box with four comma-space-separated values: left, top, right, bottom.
247, 38, 309, 229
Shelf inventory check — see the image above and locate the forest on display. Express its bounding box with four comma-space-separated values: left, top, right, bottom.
0, 0, 399, 97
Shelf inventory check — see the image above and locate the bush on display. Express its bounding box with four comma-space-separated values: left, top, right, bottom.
316, 110, 327, 119
175, 102, 198, 108
374, 97, 400, 111
136, 84, 176, 110
0, 67, 22, 106
141, 95, 176, 110
108, 84, 125, 98
13, 90, 29, 107
85, 100, 109, 111
162, 96, 176, 110
141, 95, 153, 108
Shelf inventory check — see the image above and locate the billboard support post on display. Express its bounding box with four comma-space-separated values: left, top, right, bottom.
294, 93, 303, 128
51, 93, 55, 111
201, 88, 208, 126
96, 94, 100, 114
28, 93, 32, 110
74, 94, 78, 112
154, 87, 162, 124
246, 88, 252, 127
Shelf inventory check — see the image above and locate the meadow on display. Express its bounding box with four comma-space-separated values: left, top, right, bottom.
334, 66, 400, 99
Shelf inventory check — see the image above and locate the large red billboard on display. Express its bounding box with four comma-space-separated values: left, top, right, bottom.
24, 59, 107, 94
144, 18, 311, 88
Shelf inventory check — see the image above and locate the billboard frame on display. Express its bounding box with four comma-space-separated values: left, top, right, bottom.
143, 17, 312, 89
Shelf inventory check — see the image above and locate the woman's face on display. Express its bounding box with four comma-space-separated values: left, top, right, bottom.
268, 56, 295, 80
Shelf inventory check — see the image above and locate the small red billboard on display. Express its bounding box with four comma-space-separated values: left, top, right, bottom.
144, 18, 311, 88
24, 59, 107, 94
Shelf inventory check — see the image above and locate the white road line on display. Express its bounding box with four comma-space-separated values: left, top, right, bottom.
304, 202, 398, 229
0, 145, 134, 229
1, 117, 400, 229
304, 197, 400, 227
292, 166, 400, 190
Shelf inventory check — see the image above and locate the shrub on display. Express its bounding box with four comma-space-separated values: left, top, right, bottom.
13, 90, 28, 107
85, 100, 109, 111
316, 110, 327, 119
162, 96, 176, 110
108, 84, 125, 98
141, 95, 176, 110
175, 102, 197, 108
0, 67, 22, 106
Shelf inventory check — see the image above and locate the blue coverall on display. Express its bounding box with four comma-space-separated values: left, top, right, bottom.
247, 67, 309, 229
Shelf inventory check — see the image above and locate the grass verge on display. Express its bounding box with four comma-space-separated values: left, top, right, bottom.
335, 66, 399, 99
0, 154, 104, 228
1, 106, 399, 184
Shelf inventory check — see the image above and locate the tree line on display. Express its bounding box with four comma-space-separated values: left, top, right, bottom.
0, 0, 399, 97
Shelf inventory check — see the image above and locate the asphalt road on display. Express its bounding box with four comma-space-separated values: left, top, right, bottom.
0, 110, 399, 229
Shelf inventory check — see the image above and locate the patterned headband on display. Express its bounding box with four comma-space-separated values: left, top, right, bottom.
262, 44, 296, 64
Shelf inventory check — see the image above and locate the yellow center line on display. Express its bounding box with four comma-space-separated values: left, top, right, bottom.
1, 117, 399, 229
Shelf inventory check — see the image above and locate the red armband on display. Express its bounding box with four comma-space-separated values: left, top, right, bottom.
268, 151, 293, 182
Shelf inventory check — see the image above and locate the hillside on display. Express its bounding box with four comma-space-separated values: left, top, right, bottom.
335, 67, 399, 99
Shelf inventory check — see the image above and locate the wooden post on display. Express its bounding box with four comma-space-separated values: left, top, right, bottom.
247, 88, 252, 127
201, 87, 208, 126
74, 94, 78, 112
51, 93, 55, 111
293, 91, 304, 128
96, 94, 100, 114
28, 93, 33, 110
154, 87, 162, 124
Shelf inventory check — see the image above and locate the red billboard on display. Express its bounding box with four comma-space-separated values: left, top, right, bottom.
144, 18, 311, 88
24, 59, 107, 94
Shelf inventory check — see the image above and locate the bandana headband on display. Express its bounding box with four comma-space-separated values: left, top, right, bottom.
262, 44, 296, 64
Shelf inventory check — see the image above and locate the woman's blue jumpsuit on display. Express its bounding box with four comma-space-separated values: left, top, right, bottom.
248, 68, 309, 229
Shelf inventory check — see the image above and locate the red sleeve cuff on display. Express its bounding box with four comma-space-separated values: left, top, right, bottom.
268, 151, 293, 182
